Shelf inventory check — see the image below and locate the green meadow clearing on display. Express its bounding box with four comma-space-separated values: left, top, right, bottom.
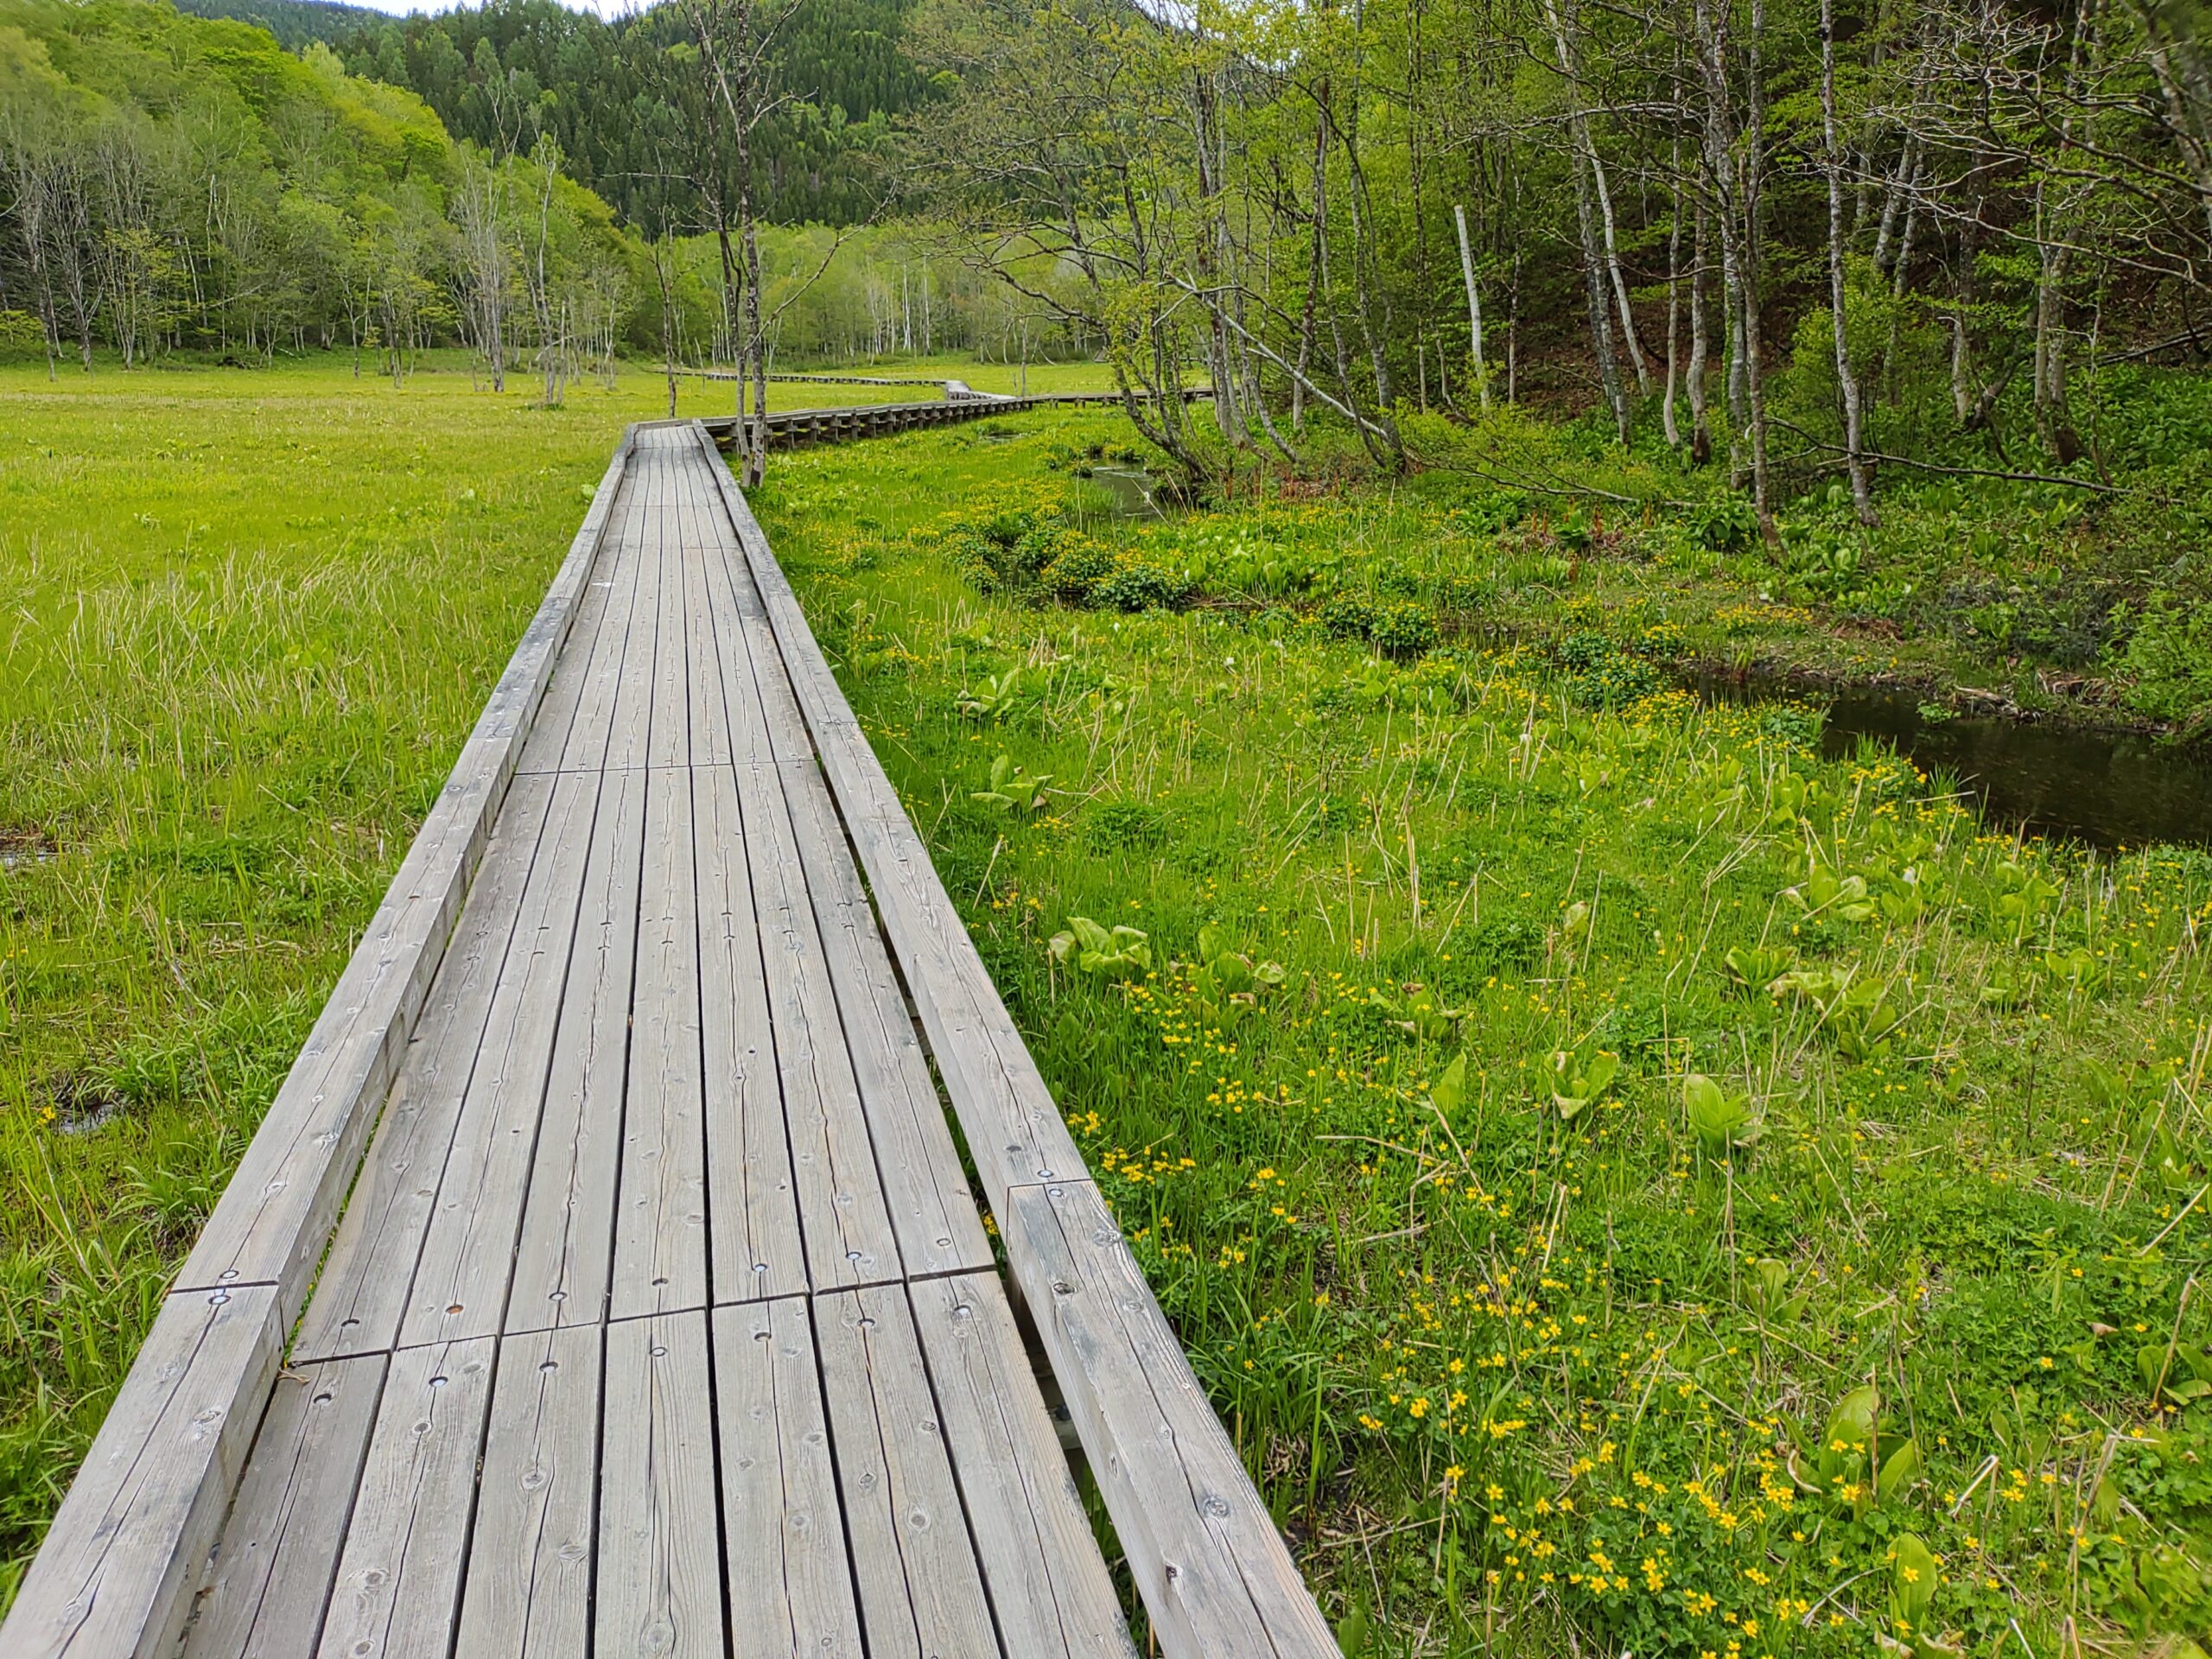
751, 409, 2212, 1656
2, 363, 2209, 1656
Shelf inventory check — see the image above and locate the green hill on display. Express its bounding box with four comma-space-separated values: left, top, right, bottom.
334, 0, 925, 228
170, 0, 388, 49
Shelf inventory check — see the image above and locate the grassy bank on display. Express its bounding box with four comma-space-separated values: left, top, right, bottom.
753, 406, 2212, 1656
1154, 378, 2212, 734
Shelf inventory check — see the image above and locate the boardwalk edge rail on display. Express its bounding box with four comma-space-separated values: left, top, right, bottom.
696, 424, 1343, 1659
0, 430, 639, 1659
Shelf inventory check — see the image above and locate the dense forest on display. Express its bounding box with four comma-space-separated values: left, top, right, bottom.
325, 0, 927, 226
5, 0, 2211, 600
169, 0, 384, 50
0, 0, 1052, 391
0, 0, 645, 390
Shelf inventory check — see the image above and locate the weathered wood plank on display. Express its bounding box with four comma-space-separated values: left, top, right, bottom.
693, 764, 806, 1306
676, 443, 737, 770
701, 439, 1083, 1217
505, 763, 649, 1334
452, 1324, 601, 1659
1005, 1181, 1340, 1659
779, 766, 992, 1284
703, 498, 816, 766
397, 767, 603, 1348
514, 487, 628, 775
1, 1287, 281, 1659
597, 1312, 721, 1659
291, 775, 557, 1363
732, 752, 899, 1296
695, 489, 779, 773
647, 441, 692, 772
543, 467, 650, 776
603, 439, 667, 774
181, 1355, 386, 1659
611, 762, 709, 1321
907, 1274, 1136, 1659
813, 1282, 996, 1658
710, 1300, 862, 1659
313, 1338, 496, 1659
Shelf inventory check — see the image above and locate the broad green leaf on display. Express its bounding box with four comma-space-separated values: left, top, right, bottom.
1432, 1052, 1468, 1117
1877, 1438, 1922, 1504
1891, 1533, 1937, 1626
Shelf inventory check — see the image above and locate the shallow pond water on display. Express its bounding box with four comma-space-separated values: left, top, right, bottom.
1082, 467, 1170, 520
1688, 669, 2212, 849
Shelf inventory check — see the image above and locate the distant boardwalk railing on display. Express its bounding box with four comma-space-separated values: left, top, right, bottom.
692, 381, 1211, 451
0, 418, 1334, 1659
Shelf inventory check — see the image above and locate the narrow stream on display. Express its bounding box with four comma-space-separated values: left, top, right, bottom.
1688, 669, 2212, 849
1048, 467, 2207, 849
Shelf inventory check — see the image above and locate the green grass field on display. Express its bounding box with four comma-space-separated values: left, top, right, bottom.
748, 410, 2212, 1656
2, 360, 2208, 1655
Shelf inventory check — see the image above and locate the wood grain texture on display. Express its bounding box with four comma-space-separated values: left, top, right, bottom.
453, 1324, 601, 1659
676, 444, 737, 771
693, 764, 805, 1306
1004, 1182, 1339, 1659
182, 1354, 386, 1659
291, 776, 556, 1363
549, 457, 650, 775
711, 1300, 863, 1659
505, 762, 649, 1334
732, 750, 899, 1297
908, 1274, 1136, 1659
597, 1312, 721, 1659
693, 485, 783, 772
611, 762, 709, 1321
646, 438, 692, 772
514, 486, 627, 775
315, 1338, 496, 1659
401, 768, 602, 1348
603, 435, 666, 774
813, 1283, 996, 1659
779, 766, 991, 1283
1, 1287, 281, 1659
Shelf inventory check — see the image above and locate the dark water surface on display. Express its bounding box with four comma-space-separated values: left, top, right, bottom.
1083, 467, 1169, 520
1689, 670, 2212, 849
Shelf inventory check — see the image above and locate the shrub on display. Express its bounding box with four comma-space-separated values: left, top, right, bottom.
1370, 601, 1440, 660
2114, 594, 2212, 723
1319, 595, 1380, 641
1096, 563, 1186, 613
1010, 524, 1066, 575
1686, 492, 1760, 553
1040, 536, 1120, 604
1554, 630, 1662, 709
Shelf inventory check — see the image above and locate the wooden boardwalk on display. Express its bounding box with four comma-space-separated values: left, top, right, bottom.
2, 424, 1338, 1659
